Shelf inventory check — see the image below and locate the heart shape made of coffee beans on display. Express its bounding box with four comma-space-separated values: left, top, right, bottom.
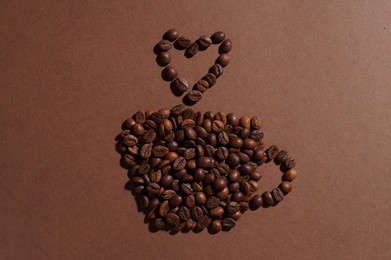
154, 29, 232, 105
116, 104, 298, 234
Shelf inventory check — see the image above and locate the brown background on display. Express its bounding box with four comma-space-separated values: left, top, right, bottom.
1, 0, 390, 259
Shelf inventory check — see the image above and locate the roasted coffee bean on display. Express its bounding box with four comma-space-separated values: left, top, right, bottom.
284, 157, 296, 169
197, 35, 212, 49
165, 213, 180, 226
147, 183, 161, 196
279, 181, 293, 194
221, 218, 236, 229
197, 215, 211, 230
249, 195, 263, 210
211, 31, 226, 44
185, 42, 199, 57
194, 168, 206, 181
123, 134, 138, 147
229, 136, 243, 148
158, 39, 172, 51
218, 131, 229, 145
203, 119, 212, 132
184, 127, 197, 140
262, 191, 274, 207
186, 90, 203, 102
250, 129, 264, 140
180, 183, 193, 195
170, 195, 183, 206
183, 148, 196, 160
204, 73, 217, 87
127, 146, 139, 156
181, 118, 196, 128
174, 36, 191, 50
194, 112, 204, 126
209, 220, 222, 233
212, 120, 224, 132
193, 181, 203, 192
283, 168, 297, 181
241, 181, 251, 195
183, 108, 195, 120
232, 191, 244, 202
163, 29, 179, 41
239, 116, 250, 129
195, 79, 209, 92
172, 77, 189, 92
209, 206, 224, 217
170, 104, 186, 116
272, 188, 284, 203
239, 201, 249, 213
227, 201, 240, 214
122, 118, 136, 130
149, 170, 162, 183
206, 196, 220, 209
216, 147, 229, 160
131, 176, 145, 185
243, 138, 257, 149
173, 221, 186, 232
154, 218, 165, 229
137, 163, 150, 175
266, 145, 279, 160
142, 130, 156, 143
156, 51, 171, 66
173, 157, 186, 170
134, 111, 146, 124
183, 140, 196, 148
252, 150, 267, 164
196, 156, 213, 168
210, 63, 223, 78
150, 112, 164, 125
219, 39, 232, 54
227, 113, 239, 126
159, 200, 170, 217
207, 133, 217, 146
140, 143, 153, 159
162, 66, 177, 81
214, 177, 227, 191
226, 153, 240, 167
216, 53, 230, 67
147, 207, 157, 220
250, 116, 262, 130
144, 119, 157, 130
178, 206, 191, 221
186, 218, 197, 230
185, 194, 196, 208
275, 150, 289, 164
191, 206, 204, 221
195, 191, 207, 205
152, 145, 169, 157
237, 151, 250, 163
162, 189, 176, 200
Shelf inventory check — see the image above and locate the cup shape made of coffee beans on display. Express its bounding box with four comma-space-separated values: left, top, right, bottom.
154, 29, 232, 106
116, 105, 298, 234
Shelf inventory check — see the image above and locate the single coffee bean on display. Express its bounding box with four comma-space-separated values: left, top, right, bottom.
184, 127, 197, 140
249, 195, 263, 210
284, 157, 296, 169
142, 129, 156, 143
250, 171, 262, 181
267, 145, 279, 160
226, 201, 240, 214
239, 201, 249, 213
132, 123, 145, 136
209, 206, 224, 217
279, 181, 293, 195
250, 116, 262, 130
193, 181, 203, 192
212, 120, 224, 132
211, 31, 226, 44
275, 150, 289, 164
252, 150, 267, 164
197, 215, 211, 230
186, 90, 203, 102
180, 183, 193, 195
174, 36, 191, 50
272, 188, 284, 203
191, 206, 204, 221
232, 191, 244, 203
163, 29, 179, 41
159, 200, 170, 217
165, 213, 180, 226
203, 73, 217, 87
134, 111, 146, 124
216, 53, 230, 67
152, 145, 169, 157
169, 206, 179, 214
149, 170, 162, 183
178, 206, 191, 221
170, 195, 183, 207
140, 143, 153, 159
173, 156, 186, 170
217, 131, 229, 145
185, 42, 199, 57
240, 181, 251, 195
216, 147, 229, 160
250, 129, 264, 140
158, 39, 172, 51
197, 35, 212, 49
206, 196, 220, 209
186, 218, 197, 230
237, 151, 250, 163
173, 221, 186, 232
122, 118, 136, 130
226, 113, 239, 126
147, 207, 157, 220
195, 192, 207, 205
195, 79, 210, 92
194, 168, 206, 181
156, 51, 171, 66
219, 39, 232, 54
161, 174, 173, 187
209, 63, 223, 78
170, 104, 186, 116
122, 134, 138, 147
214, 177, 227, 191
162, 189, 176, 200
283, 168, 297, 181
147, 183, 161, 196
229, 136, 243, 148
185, 194, 196, 208
243, 138, 257, 150
196, 156, 213, 168
162, 66, 177, 81
262, 191, 274, 207
154, 218, 165, 229
209, 220, 222, 233
221, 218, 236, 229
172, 77, 189, 92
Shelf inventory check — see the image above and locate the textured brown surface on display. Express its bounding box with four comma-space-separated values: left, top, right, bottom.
1, 1, 390, 259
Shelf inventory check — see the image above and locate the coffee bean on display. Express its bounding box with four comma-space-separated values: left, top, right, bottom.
194, 168, 206, 181
283, 168, 297, 181
191, 206, 204, 221
209, 206, 224, 217
174, 36, 191, 50
266, 145, 279, 160
162, 66, 177, 81
149, 170, 162, 183
170, 195, 183, 206
182, 109, 195, 120
185, 42, 199, 57
262, 191, 274, 207
229, 136, 243, 148
142, 130, 156, 143
170, 104, 186, 116
216, 146, 229, 160
178, 206, 191, 221
203, 73, 217, 87
252, 150, 267, 164
227, 201, 240, 214
272, 188, 284, 203
185, 194, 196, 208
172, 77, 189, 92
147, 183, 161, 197
275, 150, 289, 164
193, 181, 203, 192
206, 196, 220, 209
140, 143, 152, 159
211, 31, 226, 44
195, 79, 209, 92
186, 90, 203, 102
123, 134, 138, 147
186, 218, 197, 230
219, 39, 232, 54
159, 200, 170, 217
209, 220, 222, 233
279, 181, 293, 194
173, 221, 186, 232
134, 111, 146, 124
172, 156, 186, 171
250, 116, 262, 130
183, 148, 196, 160
197, 35, 212, 50
209, 63, 223, 78
221, 218, 236, 229
156, 51, 171, 66
154, 218, 165, 229
212, 120, 224, 132
163, 29, 179, 41
241, 181, 251, 195
284, 157, 296, 169
122, 118, 136, 130
158, 39, 172, 51
162, 189, 176, 200
180, 183, 193, 195
152, 145, 169, 157
165, 213, 180, 226
214, 177, 227, 191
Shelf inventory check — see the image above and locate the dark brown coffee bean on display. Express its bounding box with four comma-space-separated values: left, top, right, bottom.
147, 207, 157, 220
237, 151, 250, 163
272, 188, 284, 203
203, 73, 217, 87
123, 134, 138, 147
170, 104, 186, 116
229, 136, 243, 148
152, 145, 169, 157
227, 113, 239, 126
195, 79, 209, 92
214, 177, 227, 191
163, 29, 179, 41
122, 118, 136, 130
178, 206, 191, 221
218, 131, 229, 145
195, 191, 207, 205
250, 129, 264, 140
158, 39, 172, 51
239, 201, 249, 213
171, 179, 180, 190
194, 112, 204, 126
156, 51, 171, 66
206, 196, 220, 209
186, 218, 197, 230
196, 215, 210, 230
185, 194, 196, 208
142, 130, 156, 143
161, 189, 176, 200
193, 168, 206, 182
150, 112, 164, 124
219, 39, 232, 54
267, 145, 279, 160
197, 35, 212, 50
184, 127, 197, 140
134, 111, 146, 124
232, 191, 244, 202
191, 206, 203, 221
284, 157, 296, 169
250, 116, 262, 130
185, 42, 199, 57
162, 66, 177, 81
275, 150, 289, 164
196, 156, 213, 168
173, 156, 186, 170
216, 147, 229, 160
211, 31, 226, 44
193, 181, 203, 192
209, 220, 222, 233
262, 191, 274, 207
183, 148, 195, 160
140, 143, 152, 159
279, 181, 293, 194
186, 90, 203, 102
240, 181, 251, 196
221, 218, 236, 229
207, 133, 217, 146
226, 201, 240, 214
144, 119, 157, 130
165, 213, 180, 226
159, 200, 170, 217
182, 108, 195, 120
203, 119, 212, 132
210, 63, 223, 78
183, 140, 196, 148
283, 168, 298, 181
149, 170, 162, 183
209, 206, 224, 217
131, 176, 144, 185
212, 120, 224, 132
216, 53, 230, 67
172, 77, 189, 92
170, 195, 183, 207
154, 218, 165, 229
174, 36, 191, 50
252, 150, 267, 164
180, 183, 193, 195
226, 153, 240, 167
147, 183, 161, 196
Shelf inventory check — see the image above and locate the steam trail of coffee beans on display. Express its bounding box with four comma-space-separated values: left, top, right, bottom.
155, 29, 232, 104
117, 104, 298, 233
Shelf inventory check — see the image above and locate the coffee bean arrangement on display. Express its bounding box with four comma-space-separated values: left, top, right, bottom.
116, 105, 298, 234
154, 29, 232, 105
